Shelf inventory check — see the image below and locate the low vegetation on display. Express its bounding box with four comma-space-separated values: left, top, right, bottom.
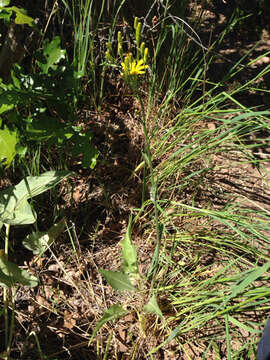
0, 1, 270, 359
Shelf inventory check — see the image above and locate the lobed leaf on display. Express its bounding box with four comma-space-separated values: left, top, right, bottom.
37, 37, 66, 74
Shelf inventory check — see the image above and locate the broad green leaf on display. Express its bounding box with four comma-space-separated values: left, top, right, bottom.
23, 218, 66, 255
0, 171, 72, 225
0, 126, 18, 166
9, 199, 36, 225
9, 6, 33, 26
121, 216, 139, 277
0, 254, 38, 287
37, 37, 66, 74
26, 115, 67, 141
0, 194, 36, 225
99, 270, 136, 292
144, 295, 163, 318
11, 170, 72, 200
88, 304, 127, 345
0, 1, 10, 7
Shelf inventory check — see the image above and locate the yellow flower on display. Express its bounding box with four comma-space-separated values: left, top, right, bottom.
121, 58, 148, 77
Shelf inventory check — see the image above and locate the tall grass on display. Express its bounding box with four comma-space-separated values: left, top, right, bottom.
143, 27, 270, 358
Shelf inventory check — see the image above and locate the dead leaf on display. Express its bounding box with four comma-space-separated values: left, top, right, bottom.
63, 310, 76, 329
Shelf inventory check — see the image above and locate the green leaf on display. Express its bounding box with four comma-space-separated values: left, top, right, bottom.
224, 261, 270, 306
0, 126, 18, 167
9, 6, 33, 26
0, 1, 10, 7
0, 195, 36, 225
26, 115, 68, 141
99, 270, 136, 292
0, 8, 12, 21
11, 170, 72, 200
144, 295, 163, 318
227, 315, 260, 335
0, 255, 38, 287
121, 216, 139, 277
71, 132, 99, 169
0, 171, 72, 225
37, 37, 66, 74
88, 304, 128, 345
23, 218, 66, 255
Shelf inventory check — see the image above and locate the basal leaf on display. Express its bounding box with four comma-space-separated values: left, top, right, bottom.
0, 126, 18, 166
99, 269, 136, 292
144, 295, 163, 318
0, 254, 38, 287
23, 218, 66, 255
88, 304, 128, 345
121, 216, 139, 277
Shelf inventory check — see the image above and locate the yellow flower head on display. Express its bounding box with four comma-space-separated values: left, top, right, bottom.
121, 56, 148, 77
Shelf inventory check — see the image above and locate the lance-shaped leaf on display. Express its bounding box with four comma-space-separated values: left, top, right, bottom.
99, 269, 136, 292
144, 295, 163, 318
121, 216, 139, 278
88, 304, 128, 345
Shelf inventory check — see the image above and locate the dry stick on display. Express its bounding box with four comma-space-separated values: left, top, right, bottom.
3, 224, 10, 351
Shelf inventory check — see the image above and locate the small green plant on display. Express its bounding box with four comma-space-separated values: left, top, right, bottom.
0, 170, 71, 359
89, 216, 163, 346
0, 36, 98, 169
89, 19, 165, 348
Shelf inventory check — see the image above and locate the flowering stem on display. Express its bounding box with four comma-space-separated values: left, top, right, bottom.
136, 95, 162, 286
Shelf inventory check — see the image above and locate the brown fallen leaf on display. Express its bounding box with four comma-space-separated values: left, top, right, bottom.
63, 310, 76, 329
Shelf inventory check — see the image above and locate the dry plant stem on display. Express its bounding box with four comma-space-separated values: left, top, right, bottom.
4, 223, 10, 350
2, 224, 16, 359
7, 288, 15, 357
137, 95, 162, 285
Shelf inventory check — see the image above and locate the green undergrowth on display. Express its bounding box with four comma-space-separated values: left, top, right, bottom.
0, 0, 269, 359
